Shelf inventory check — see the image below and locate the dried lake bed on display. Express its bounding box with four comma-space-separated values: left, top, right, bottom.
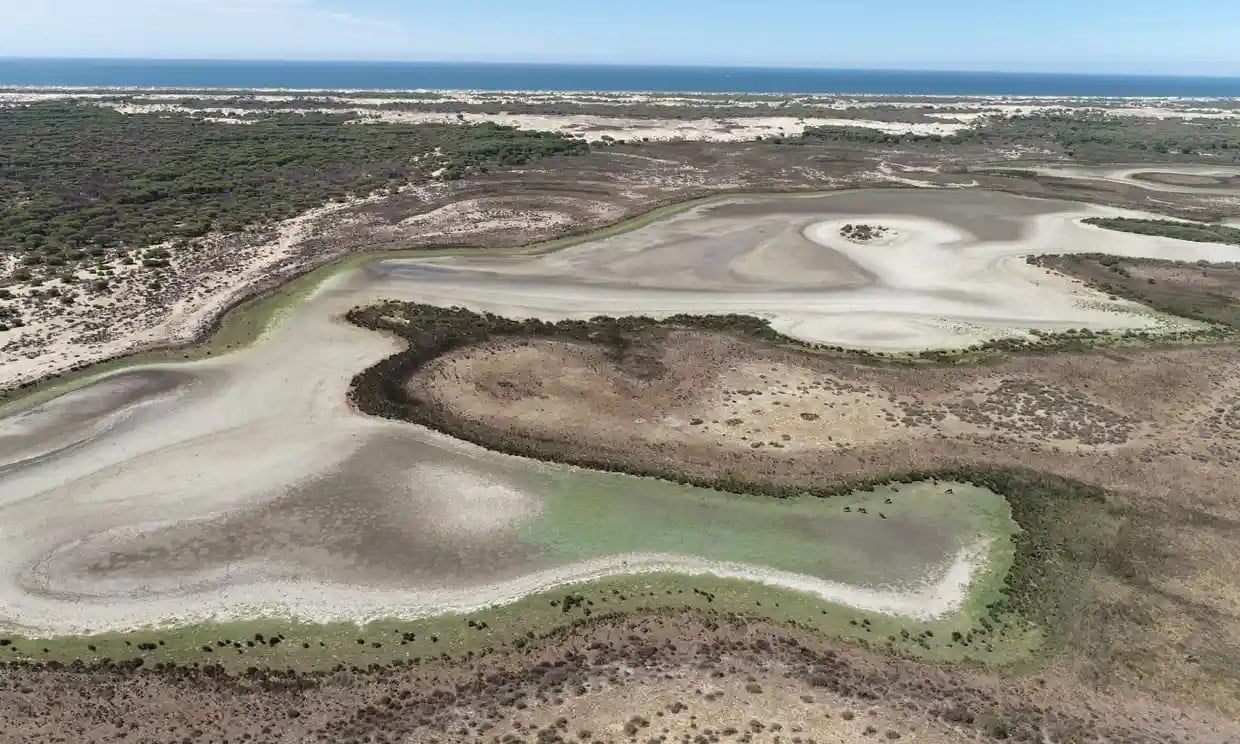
3, 187, 1239, 661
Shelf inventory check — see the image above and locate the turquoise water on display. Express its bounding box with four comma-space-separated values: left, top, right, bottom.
513, 469, 1013, 588
3, 58, 1239, 96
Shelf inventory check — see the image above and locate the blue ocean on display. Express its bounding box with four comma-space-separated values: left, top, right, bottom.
1, 58, 1239, 97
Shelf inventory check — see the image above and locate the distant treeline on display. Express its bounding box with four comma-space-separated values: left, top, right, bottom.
801, 111, 1240, 161
1082, 217, 1240, 246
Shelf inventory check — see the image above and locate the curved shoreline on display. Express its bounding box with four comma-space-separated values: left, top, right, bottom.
976, 161, 1240, 197
10, 186, 940, 412
5, 545, 991, 637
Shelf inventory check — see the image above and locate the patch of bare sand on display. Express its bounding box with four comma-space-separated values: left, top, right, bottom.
409, 464, 542, 536
0, 194, 381, 392
78, 99, 976, 140
395, 197, 580, 238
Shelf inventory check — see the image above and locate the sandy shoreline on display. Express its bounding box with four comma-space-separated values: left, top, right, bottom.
0, 192, 394, 395
5, 87, 1238, 104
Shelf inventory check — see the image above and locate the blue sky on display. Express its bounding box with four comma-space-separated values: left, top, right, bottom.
2, 0, 1239, 76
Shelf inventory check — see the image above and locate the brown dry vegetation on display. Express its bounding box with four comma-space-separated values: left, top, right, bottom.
4, 613, 1232, 744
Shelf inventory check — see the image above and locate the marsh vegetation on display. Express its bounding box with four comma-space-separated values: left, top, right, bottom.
838, 223, 890, 242
344, 299, 1240, 715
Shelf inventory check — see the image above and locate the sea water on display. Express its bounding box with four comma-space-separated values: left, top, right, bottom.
2, 58, 1239, 96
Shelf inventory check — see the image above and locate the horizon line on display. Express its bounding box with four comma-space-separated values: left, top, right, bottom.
3, 56, 1240, 82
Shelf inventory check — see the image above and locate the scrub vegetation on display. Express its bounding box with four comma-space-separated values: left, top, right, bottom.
1031, 253, 1240, 329
344, 299, 1240, 711
0, 103, 587, 279
338, 302, 1156, 660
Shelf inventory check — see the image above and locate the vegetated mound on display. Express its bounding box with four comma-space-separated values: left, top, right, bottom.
348, 301, 1240, 714
349, 304, 1183, 497
838, 222, 890, 243
1082, 216, 1240, 246
1030, 253, 1240, 329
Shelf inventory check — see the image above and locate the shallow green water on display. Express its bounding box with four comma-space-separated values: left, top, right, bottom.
521, 471, 1011, 587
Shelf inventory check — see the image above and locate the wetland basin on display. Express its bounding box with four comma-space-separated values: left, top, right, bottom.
5, 187, 1240, 639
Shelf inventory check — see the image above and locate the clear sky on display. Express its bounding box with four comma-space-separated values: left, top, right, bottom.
3, 0, 1239, 77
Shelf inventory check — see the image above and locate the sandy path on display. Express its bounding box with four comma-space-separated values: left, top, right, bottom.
4, 187, 1240, 637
